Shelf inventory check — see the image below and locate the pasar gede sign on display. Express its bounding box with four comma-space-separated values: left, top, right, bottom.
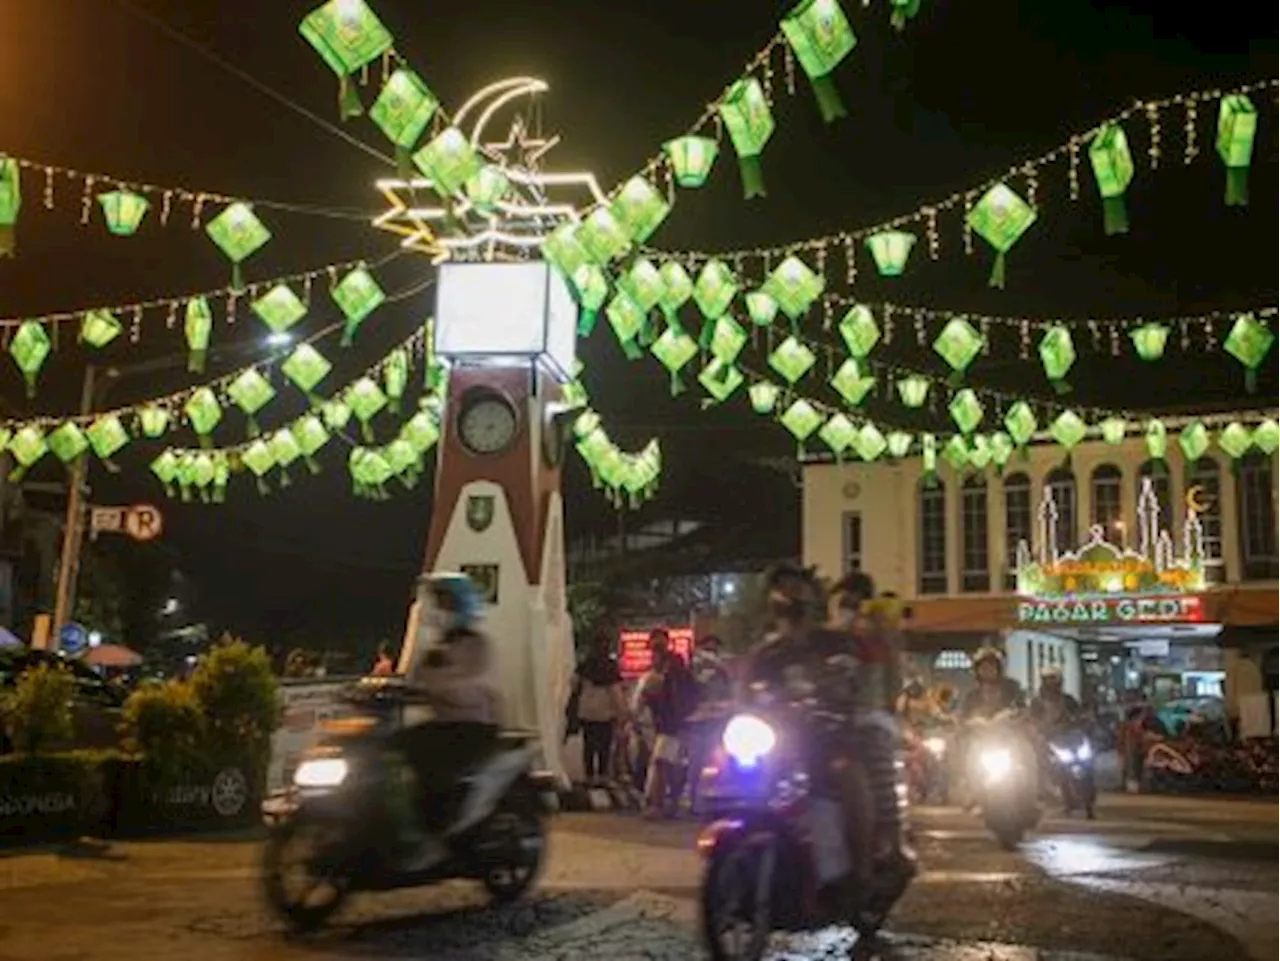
618, 627, 694, 679
1017, 594, 1204, 626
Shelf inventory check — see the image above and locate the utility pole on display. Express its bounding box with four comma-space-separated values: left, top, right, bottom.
51, 365, 96, 637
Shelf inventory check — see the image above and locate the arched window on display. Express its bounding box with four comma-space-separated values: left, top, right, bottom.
961, 476, 990, 592
1189, 457, 1224, 584
918, 479, 947, 595
1136, 459, 1174, 536
1045, 467, 1077, 554
1003, 472, 1032, 589
1237, 453, 1278, 580
1090, 464, 1123, 534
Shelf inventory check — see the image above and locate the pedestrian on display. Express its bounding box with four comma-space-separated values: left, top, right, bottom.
372, 643, 395, 676
638, 631, 698, 818
686, 635, 733, 813
570, 631, 629, 786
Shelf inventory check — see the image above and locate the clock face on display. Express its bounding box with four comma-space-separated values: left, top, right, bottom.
458, 393, 519, 456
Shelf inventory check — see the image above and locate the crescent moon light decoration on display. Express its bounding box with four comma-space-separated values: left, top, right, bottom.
1185, 485, 1210, 516
374, 76, 610, 260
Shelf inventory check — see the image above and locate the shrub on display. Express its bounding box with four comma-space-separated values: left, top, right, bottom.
120, 680, 205, 778
0, 663, 75, 754
190, 637, 280, 759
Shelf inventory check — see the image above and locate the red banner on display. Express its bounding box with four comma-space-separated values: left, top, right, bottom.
618, 627, 694, 678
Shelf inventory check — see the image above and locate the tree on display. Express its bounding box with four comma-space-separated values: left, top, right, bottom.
73, 546, 126, 641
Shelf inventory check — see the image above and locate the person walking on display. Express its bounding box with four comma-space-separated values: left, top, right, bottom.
571, 632, 629, 786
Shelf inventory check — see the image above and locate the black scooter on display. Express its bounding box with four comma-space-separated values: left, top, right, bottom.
261, 678, 558, 931
1047, 727, 1097, 819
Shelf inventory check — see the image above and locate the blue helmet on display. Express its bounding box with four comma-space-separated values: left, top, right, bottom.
422, 572, 484, 632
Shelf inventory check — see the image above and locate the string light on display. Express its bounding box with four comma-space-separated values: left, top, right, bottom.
79, 175, 95, 224
1183, 97, 1199, 165
923, 206, 940, 260
1067, 137, 1081, 201
42, 167, 54, 209
637, 78, 1277, 265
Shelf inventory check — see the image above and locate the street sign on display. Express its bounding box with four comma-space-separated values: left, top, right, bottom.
90, 504, 163, 542
58, 622, 88, 655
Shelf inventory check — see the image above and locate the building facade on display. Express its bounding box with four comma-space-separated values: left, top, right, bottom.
802, 432, 1278, 727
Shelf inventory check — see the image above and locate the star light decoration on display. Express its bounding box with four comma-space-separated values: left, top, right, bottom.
373, 77, 610, 261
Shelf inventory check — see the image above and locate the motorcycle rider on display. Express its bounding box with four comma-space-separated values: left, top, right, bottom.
1029, 665, 1080, 736
738, 563, 884, 909
958, 646, 1029, 805
394, 573, 503, 869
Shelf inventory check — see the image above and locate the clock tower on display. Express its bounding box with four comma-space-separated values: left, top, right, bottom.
400, 261, 578, 783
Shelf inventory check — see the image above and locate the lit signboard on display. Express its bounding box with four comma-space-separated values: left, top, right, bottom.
1017, 595, 1204, 626
617, 627, 694, 679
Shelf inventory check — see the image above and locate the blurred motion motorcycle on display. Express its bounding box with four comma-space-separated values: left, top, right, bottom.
260, 677, 556, 931
965, 707, 1040, 850
903, 719, 953, 805
696, 664, 912, 961
1046, 726, 1096, 819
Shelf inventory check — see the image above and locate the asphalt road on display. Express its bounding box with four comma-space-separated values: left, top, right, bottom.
0, 794, 1273, 961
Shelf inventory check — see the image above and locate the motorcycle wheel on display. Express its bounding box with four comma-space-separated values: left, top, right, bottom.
261, 815, 351, 932
477, 798, 545, 904
700, 833, 775, 961
983, 805, 1025, 851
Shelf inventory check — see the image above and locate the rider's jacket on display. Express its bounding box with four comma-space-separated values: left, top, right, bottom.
739, 628, 859, 714
1029, 692, 1080, 735
959, 678, 1025, 722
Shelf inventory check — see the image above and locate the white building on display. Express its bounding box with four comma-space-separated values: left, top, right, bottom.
802, 429, 1278, 726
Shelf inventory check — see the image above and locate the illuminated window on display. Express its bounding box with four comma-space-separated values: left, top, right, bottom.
1090, 464, 1123, 533
918, 480, 947, 595
1004, 472, 1032, 590
1238, 453, 1278, 580
934, 650, 973, 670
1190, 457, 1224, 584
961, 476, 990, 592
842, 512, 862, 573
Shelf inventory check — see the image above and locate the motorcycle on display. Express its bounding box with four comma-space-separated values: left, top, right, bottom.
260, 677, 557, 931
696, 669, 912, 961
1047, 727, 1096, 818
903, 719, 952, 804
965, 708, 1040, 850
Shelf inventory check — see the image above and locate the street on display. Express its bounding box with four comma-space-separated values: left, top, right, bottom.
0, 794, 1274, 961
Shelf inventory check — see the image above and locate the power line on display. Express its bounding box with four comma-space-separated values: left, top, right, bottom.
116, 0, 397, 170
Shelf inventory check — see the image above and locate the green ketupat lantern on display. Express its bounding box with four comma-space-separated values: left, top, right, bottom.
138, 405, 170, 438
746, 290, 779, 328
369, 68, 439, 174
7, 425, 46, 480
769, 335, 816, 385
345, 376, 387, 440
889, 0, 921, 30
1050, 411, 1088, 457
749, 381, 781, 414
658, 262, 694, 322
150, 450, 180, 496
413, 127, 482, 198
1130, 321, 1170, 361
865, 231, 916, 277
577, 206, 632, 265
97, 189, 149, 236
606, 291, 647, 359
240, 439, 276, 494
618, 259, 666, 316
542, 223, 588, 283
47, 422, 89, 464
1088, 124, 1135, 235
611, 176, 670, 244
1178, 422, 1210, 470
693, 260, 738, 345
465, 166, 509, 212
205, 202, 270, 291
252, 284, 308, 335
989, 432, 1014, 470
839, 305, 879, 357
717, 77, 775, 199
779, 399, 823, 455
698, 358, 744, 403
710, 316, 748, 364
79, 309, 122, 349
970, 436, 993, 473
949, 389, 984, 435
762, 255, 824, 324
331, 265, 385, 345
1216, 94, 1256, 207
780, 0, 857, 123
663, 136, 719, 188
184, 387, 222, 447
1038, 325, 1076, 393
9, 321, 50, 397
401, 408, 440, 454
1252, 419, 1279, 456
965, 183, 1036, 288
1222, 312, 1274, 392
830, 358, 875, 406
897, 375, 930, 408
921, 433, 938, 480
1004, 401, 1038, 447
227, 368, 276, 436
570, 264, 609, 336
0, 157, 19, 256
1100, 416, 1127, 445
299, 0, 393, 119
270, 428, 303, 487
887, 430, 913, 459
819, 413, 857, 458
184, 296, 213, 373
384, 347, 409, 412
1216, 421, 1253, 460
1144, 419, 1168, 465
942, 435, 969, 473
282, 343, 333, 401
86, 414, 129, 465
933, 316, 984, 384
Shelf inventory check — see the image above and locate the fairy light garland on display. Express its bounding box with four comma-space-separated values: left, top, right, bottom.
638, 77, 1278, 266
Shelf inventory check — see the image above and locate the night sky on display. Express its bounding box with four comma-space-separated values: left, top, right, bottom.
0, 0, 1275, 647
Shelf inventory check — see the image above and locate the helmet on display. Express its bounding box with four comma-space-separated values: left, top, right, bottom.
1040, 665, 1063, 685
422, 573, 484, 633
972, 646, 1005, 675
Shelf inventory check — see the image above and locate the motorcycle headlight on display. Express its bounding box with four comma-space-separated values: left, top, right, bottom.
1051, 744, 1074, 762
1077, 742, 1092, 761
979, 748, 1013, 779
294, 757, 349, 788
722, 714, 776, 767
924, 736, 947, 756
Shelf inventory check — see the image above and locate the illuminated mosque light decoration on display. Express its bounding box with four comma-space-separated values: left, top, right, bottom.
1015, 476, 1207, 597
373, 77, 610, 261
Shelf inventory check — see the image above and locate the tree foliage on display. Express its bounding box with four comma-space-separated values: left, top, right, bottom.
1, 662, 74, 754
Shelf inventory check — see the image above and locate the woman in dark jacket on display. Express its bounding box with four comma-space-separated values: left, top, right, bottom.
569, 634, 629, 785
